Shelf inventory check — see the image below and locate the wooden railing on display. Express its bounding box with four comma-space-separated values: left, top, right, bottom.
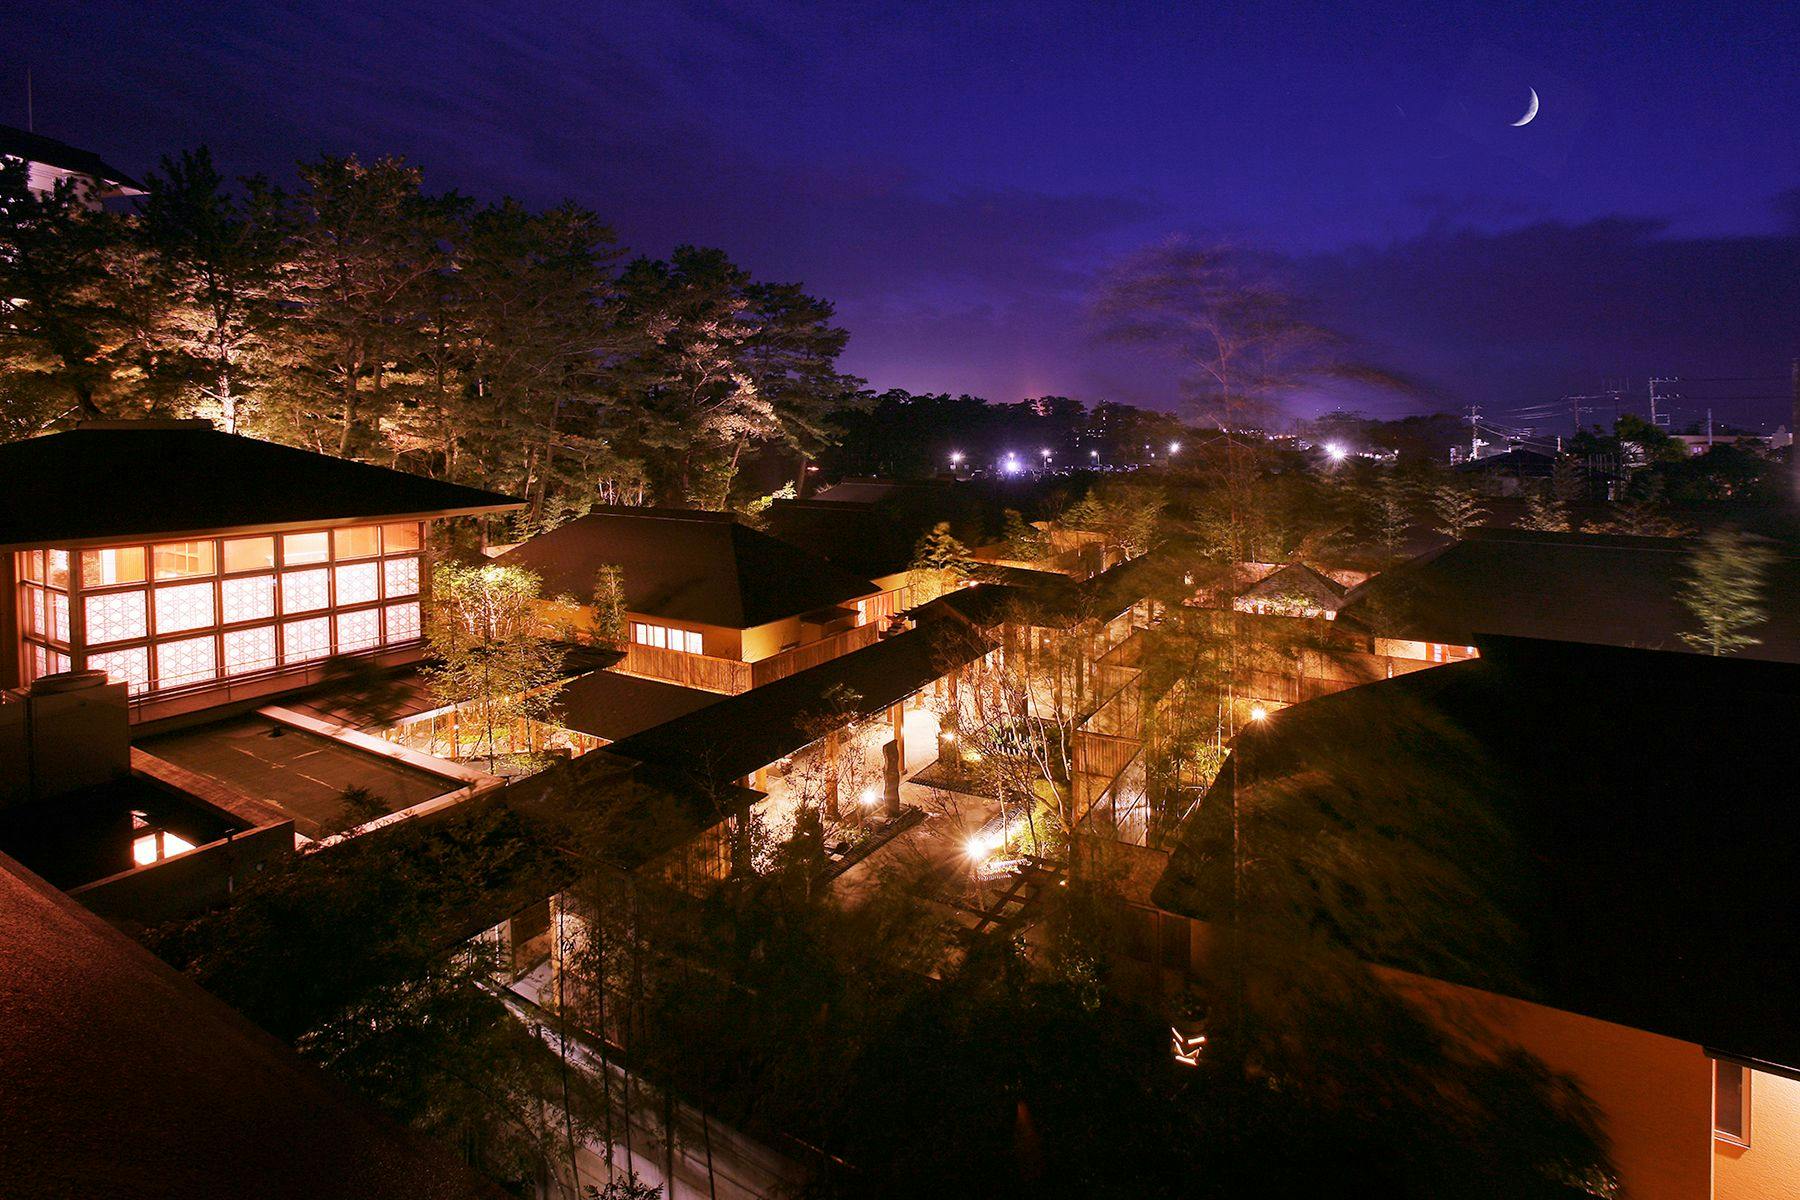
616, 621, 887, 695
750, 623, 880, 688
616, 642, 752, 694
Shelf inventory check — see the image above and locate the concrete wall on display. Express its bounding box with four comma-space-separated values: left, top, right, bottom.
1716, 1067, 1800, 1200
72, 818, 295, 926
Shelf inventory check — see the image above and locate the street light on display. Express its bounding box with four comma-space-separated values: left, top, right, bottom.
1168, 440, 1182, 455
949, 450, 965, 468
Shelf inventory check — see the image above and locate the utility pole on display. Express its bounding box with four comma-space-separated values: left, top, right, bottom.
1649, 377, 1678, 428
1465, 405, 1482, 461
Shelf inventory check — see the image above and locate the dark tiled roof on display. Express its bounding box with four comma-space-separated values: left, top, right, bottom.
494, 508, 878, 628
0, 423, 521, 547
0, 122, 143, 191
0, 852, 502, 1199
1337, 528, 1800, 662
1153, 636, 1800, 1072
548, 669, 722, 742
1236, 562, 1347, 610
602, 617, 992, 786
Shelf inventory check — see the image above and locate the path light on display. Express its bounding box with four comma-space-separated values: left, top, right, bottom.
859, 786, 880, 807
1249, 704, 1268, 722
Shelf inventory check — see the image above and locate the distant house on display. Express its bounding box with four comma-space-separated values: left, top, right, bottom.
0, 122, 144, 204
1336, 528, 1800, 666
1454, 446, 1556, 495
494, 507, 895, 693
1151, 637, 1800, 1200
0, 420, 521, 723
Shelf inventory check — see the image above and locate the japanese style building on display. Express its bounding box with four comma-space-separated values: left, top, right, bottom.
0, 420, 520, 723
0, 121, 144, 204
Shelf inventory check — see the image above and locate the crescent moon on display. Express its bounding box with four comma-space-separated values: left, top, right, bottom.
1511, 87, 1540, 127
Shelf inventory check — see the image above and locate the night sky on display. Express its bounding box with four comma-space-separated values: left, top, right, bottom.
12, 1, 1800, 430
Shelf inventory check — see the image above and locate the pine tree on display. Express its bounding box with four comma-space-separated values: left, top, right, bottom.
1517, 484, 1571, 533
910, 522, 972, 602
1678, 529, 1777, 656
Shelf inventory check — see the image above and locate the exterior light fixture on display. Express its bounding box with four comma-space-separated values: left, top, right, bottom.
1325, 443, 1348, 462
1249, 704, 1268, 722
859, 786, 880, 806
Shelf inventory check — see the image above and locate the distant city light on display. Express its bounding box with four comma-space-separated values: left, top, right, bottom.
1325, 443, 1348, 462
1089, 450, 1099, 459
1001, 455, 1023, 476
1040, 448, 1052, 459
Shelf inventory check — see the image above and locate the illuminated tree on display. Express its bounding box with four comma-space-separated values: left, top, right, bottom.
1678, 528, 1777, 656
589, 565, 628, 648
1428, 479, 1488, 540
425, 561, 562, 770
909, 521, 973, 602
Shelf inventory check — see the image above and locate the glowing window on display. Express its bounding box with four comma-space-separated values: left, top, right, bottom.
156, 637, 217, 689
52, 592, 70, 643
23, 585, 45, 636
282, 617, 331, 663
332, 526, 381, 560
381, 522, 422, 553
383, 556, 420, 598
334, 562, 379, 606
222, 536, 276, 573
84, 590, 148, 644
46, 550, 70, 588
132, 830, 196, 866
1715, 1060, 1750, 1147
155, 582, 216, 634
336, 608, 381, 653
87, 645, 150, 695
153, 541, 215, 580
282, 531, 330, 566
222, 575, 276, 623
81, 547, 146, 587
223, 626, 278, 675
20, 550, 43, 582
281, 569, 330, 613
631, 621, 701, 654
384, 602, 421, 643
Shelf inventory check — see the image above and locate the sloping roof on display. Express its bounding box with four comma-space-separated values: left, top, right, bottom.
0, 422, 521, 547
602, 617, 992, 786
494, 508, 878, 628
0, 123, 143, 192
549, 669, 722, 742
1152, 636, 1800, 1073
1454, 447, 1557, 477
0, 852, 502, 1199
1235, 562, 1347, 611
1337, 527, 1800, 661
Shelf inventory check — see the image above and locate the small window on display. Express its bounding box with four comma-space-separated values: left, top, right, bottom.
81, 547, 146, 587
381, 522, 423, 553
333, 526, 381, 560
153, 540, 215, 580
282, 531, 330, 566
1715, 1060, 1750, 1146
222, 537, 276, 573
20, 550, 44, 583
46, 549, 70, 589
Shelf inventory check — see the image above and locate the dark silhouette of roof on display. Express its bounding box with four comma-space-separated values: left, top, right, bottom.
1337, 527, 1800, 662
494, 507, 878, 628
0, 422, 521, 547
1454, 447, 1557, 477
549, 669, 722, 742
0, 851, 502, 1199
1154, 635, 1800, 1073
0, 122, 143, 192
602, 617, 992, 786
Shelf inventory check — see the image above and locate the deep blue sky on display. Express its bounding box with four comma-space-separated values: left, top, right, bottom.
12, 1, 1800, 430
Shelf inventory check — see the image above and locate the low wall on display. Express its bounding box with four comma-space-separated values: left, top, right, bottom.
73, 818, 295, 926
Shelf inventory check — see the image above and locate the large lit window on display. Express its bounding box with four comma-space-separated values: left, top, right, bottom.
282, 568, 330, 612
1716, 1060, 1750, 1147
282, 531, 330, 565
84, 590, 148, 644
333, 525, 381, 560
632, 621, 704, 654
156, 636, 217, 689
336, 608, 381, 653
222, 575, 276, 623
223, 626, 278, 675
154, 582, 216, 634
383, 556, 420, 597
382, 522, 422, 553
153, 541, 215, 579
81, 547, 146, 587
88, 646, 150, 695
282, 617, 331, 663
132, 829, 196, 866
223, 536, 276, 573
385, 601, 421, 642
334, 562, 379, 606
